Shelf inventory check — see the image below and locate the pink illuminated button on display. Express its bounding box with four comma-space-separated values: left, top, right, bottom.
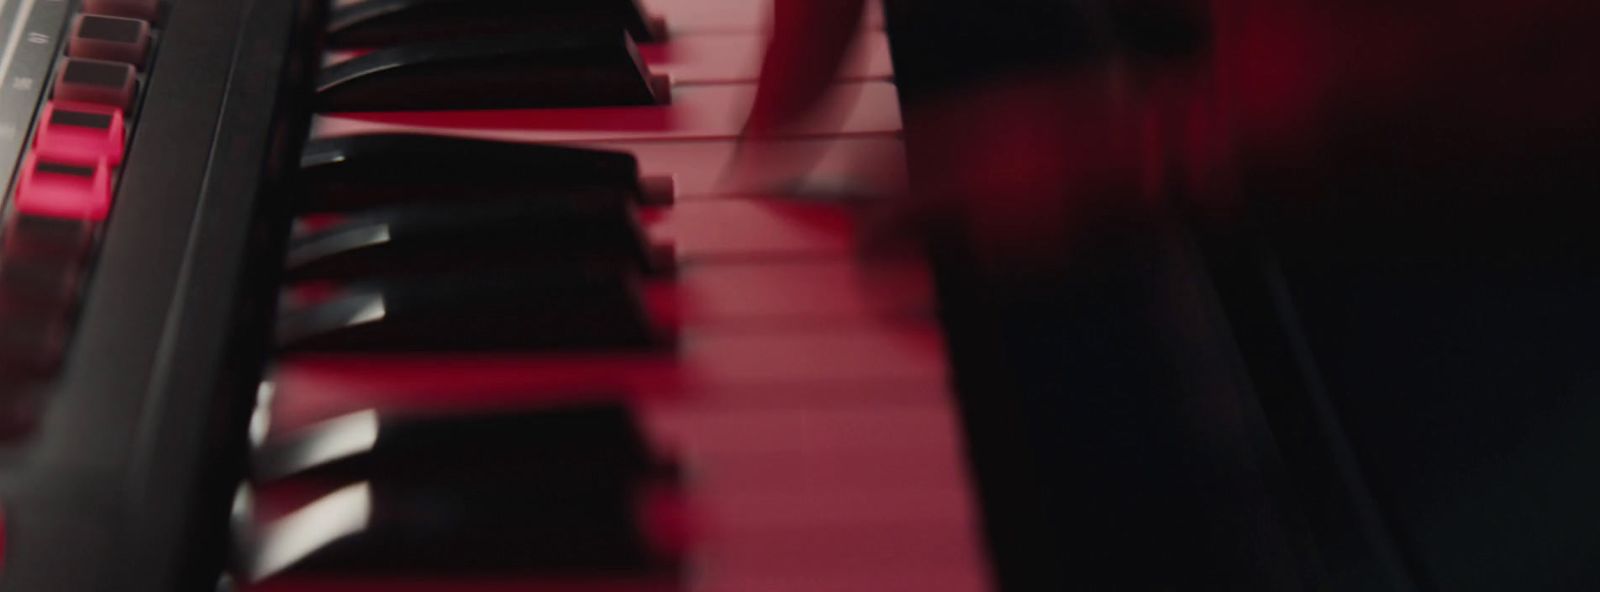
14, 155, 114, 221
53, 59, 137, 110
83, 0, 160, 21
33, 101, 126, 166
68, 14, 152, 67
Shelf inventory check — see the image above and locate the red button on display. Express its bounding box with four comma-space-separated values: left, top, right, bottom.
33, 101, 126, 166
14, 155, 114, 221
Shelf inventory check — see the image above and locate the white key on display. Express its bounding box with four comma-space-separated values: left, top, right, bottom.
645, 0, 887, 34
645, 197, 858, 260
595, 136, 908, 199
269, 325, 950, 418
645, 259, 935, 326
641, 32, 893, 84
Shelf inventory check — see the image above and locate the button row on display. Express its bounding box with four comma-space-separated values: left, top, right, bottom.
14, 7, 148, 220
1, 2, 160, 386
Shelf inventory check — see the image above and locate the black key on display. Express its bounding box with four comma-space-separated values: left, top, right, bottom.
285, 198, 656, 282
255, 404, 659, 483
298, 134, 653, 212
256, 478, 674, 575
316, 33, 660, 112
275, 271, 663, 352
249, 405, 675, 574
329, 0, 662, 48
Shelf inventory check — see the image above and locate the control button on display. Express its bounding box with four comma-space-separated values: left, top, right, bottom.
0, 258, 82, 309
2, 216, 97, 263
53, 59, 138, 110
68, 14, 152, 67
0, 300, 72, 378
14, 155, 115, 221
33, 101, 126, 166
83, 0, 160, 21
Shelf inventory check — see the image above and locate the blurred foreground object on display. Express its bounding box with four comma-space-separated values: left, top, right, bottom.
743, 0, 1600, 590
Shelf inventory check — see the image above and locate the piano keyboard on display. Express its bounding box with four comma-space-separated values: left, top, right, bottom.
234, 0, 993, 590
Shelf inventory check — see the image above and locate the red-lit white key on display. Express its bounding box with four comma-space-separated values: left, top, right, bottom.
270, 324, 948, 416
588, 136, 908, 199
648, 259, 934, 324
643, 0, 886, 33
639, 32, 892, 84
33, 101, 127, 166
312, 81, 903, 143
644, 197, 856, 261
14, 155, 114, 221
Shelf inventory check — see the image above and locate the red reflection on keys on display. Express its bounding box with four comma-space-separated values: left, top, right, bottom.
33, 101, 126, 166
641, 198, 858, 261
14, 156, 114, 221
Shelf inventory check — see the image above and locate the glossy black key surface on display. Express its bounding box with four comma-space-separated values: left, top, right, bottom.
256, 405, 658, 483
328, 0, 660, 48
298, 134, 646, 212
315, 33, 659, 112
276, 271, 662, 352
265, 478, 671, 574
252, 405, 673, 574
285, 198, 654, 281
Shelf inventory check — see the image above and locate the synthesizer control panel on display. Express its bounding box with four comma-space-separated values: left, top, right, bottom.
1, 0, 162, 388
0, 0, 318, 589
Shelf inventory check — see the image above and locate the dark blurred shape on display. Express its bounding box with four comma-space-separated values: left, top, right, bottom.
326, 0, 660, 48
315, 33, 661, 112
297, 134, 648, 213
862, 0, 1600, 590
283, 197, 653, 282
